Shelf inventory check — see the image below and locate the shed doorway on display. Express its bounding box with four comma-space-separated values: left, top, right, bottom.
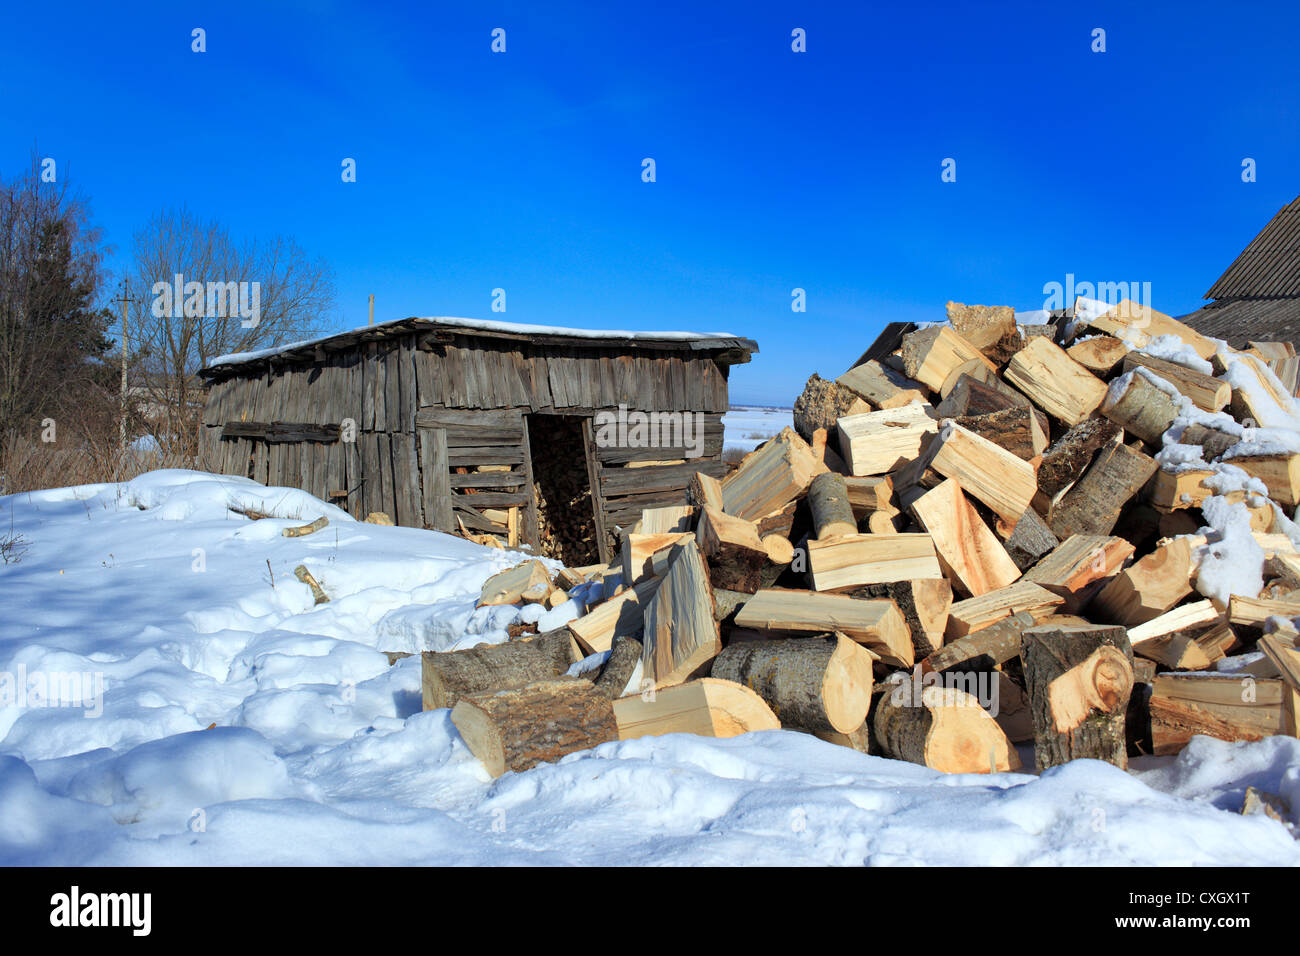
526, 414, 600, 566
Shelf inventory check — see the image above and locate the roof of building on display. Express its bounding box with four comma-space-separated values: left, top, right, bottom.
201, 315, 759, 377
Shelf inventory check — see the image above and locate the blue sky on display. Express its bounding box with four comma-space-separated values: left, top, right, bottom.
2, 1, 1298, 404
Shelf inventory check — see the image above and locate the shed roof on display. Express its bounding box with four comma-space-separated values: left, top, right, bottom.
1203, 195, 1300, 300
201, 315, 759, 378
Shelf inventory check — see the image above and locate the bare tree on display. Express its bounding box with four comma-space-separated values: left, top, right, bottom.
129, 208, 336, 456
0, 155, 112, 437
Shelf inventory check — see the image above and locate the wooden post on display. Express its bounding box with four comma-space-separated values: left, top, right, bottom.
368, 293, 375, 326
581, 417, 612, 564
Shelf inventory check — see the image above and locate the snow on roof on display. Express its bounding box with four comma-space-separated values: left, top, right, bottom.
204, 315, 755, 370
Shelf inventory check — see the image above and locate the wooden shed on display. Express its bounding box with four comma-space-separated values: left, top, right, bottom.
198, 316, 757, 565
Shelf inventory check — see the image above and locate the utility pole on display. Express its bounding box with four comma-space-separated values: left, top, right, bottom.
368, 293, 374, 326
115, 281, 134, 454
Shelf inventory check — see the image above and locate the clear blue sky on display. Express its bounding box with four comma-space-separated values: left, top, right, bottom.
2, 1, 1298, 404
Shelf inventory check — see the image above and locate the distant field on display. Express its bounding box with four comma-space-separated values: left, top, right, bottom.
722, 405, 794, 453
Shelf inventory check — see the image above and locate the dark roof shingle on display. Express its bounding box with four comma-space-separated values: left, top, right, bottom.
1204, 196, 1300, 300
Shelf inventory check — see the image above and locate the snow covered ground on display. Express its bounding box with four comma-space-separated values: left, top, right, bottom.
1, 470, 1298, 865
723, 406, 794, 454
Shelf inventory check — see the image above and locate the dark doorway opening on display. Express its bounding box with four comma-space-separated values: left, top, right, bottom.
526, 414, 599, 566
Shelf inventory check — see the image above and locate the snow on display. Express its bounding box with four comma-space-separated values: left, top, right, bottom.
722, 406, 793, 453
1139, 335, 1214, 375
1194, 497, 1267, 607
2, 470, 1299, 865
206, 316, 746, 369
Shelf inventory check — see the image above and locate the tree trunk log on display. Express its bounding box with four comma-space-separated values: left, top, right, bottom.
450, 678, 619, 777
872, 675, 1021, 773
1019, 623, 1135, 770
593, 636, 643, 699
711, 634, 873, 733
808, 471, 858, 539
921, 609, 1036, 674
422, 628, 577, 711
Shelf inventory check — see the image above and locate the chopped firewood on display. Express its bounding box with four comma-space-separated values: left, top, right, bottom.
754, 500, 798, 537
806, 532, 943, 591
836, 403, 939, 476
1036, 417, 1122, 499
1226, 593, 1300, 629
1145, 468, 1218, 512
921, 610, 1037, 674
1223, 353, 1292, 425
1020, 623, 1135, 770
639, 505, 694, 534
1241, 786, 1291, 822
612, 677, 781, 739
688, 471, 725, 511
592, 636, 643, 699
1047, 442, 1157, 538
998, 507, 1059, 571
1087, 300, 1216, 360
845, 579, 952, 659
1090, 535, 1198, 625
544, 587, 568, 610
620, 531, 693, 585
945, 301, 1021, 364
793, 373, 871, 442
282, 515, 329, 537
421, 629, 579, 711
873, 675, 1021, 773
1121, 353, 1230, 412
924, 422, 1038, 526
1149, 672, 1287, 755
951, 405, 1047, 461
813, 724, 875, 754
733, 588, 913, 667
364, 512, 394, 525
293, 564, 328, 604
1193, 620, 1238, 664
807, 471, 858, 539
720, 426, 818, 521
1021, 534, 1134, 614
1127, 599, 1220, 646
477, 560, 553, 607
640, 539, 722, 688
567, 577, 660, 654
451, 678, 619, 778
1100, 368, 1182, 444
910, 478, 1020, 597
1179, 423, 1240, 460
1004, 337, 1109, 426
554, 566, 587, 589
1067, 335, 1129, 376
945, 580, 1065, 640
1132, 630, 1213, 671
761, 534, 794, 565
835, 360, 927, 409
695, 507, 768, 593
900, 326, 997, 392
1229, 453, 1300, 508
711, 633, 874, 734
1258, 636, 1300, 735
936, 373, 1023, 418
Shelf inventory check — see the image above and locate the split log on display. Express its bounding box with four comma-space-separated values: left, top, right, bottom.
640, 539, 722, 688
835, 360, 927, 409
593, 636, 643, 699
899, 326, 997, 392
1133, 632, 1213, 671
951, 405, 1047, 461
945, 580, 1065, 640
846, 579, 952, 660
921, 610, 1037, 674
1021, 534, 1135, 613
639, 505, 694, 534
1100, 369, 1181, 444
451, 678, 618, 778
1090, 535, 1198, 625
793, 373, 870, 442
620, 532, 693, 585
1067, 335, 1129, 376
1087, 300, 1216, 360
1020, 623, 1135, 770
567, 577, 660, 654
611, 678, 781, 739
998, 507, 1059, 571
1149, 672, 1287, 755
806, 532, 943, 591
421, 628, 579, 710
935, 373, 1024, 418
813, 725, 875, 754
842, 475, 895, 517
711, 634, 874, 733
282, 515, 329, 537
720, 427, 818, 521
910, 478, 1020, 596
808, 471, 858, 539
688, 471, 725, 511
1179, 423, 1240, 460
1145, 468, 1218, 512
695, 507, 768, 593
1004, 337, 1109, 425
1122, 353, 1230, 412
946, 301, 1020, 363
1258, 636, 1300, 736
872, 676, 1021, 773
1127, 600, 1221, 647
733, 588, 913, 667
478, 560, 553, 607
1036, 417, 1122, 499
925, 422, 1038, 526
1047, 442, 1157, 538
1229, 453, 1300, 508
836, 403, 939, 476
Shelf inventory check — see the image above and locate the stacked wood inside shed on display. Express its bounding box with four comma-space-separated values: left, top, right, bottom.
422, 299, 1300, 781
528, 416, 600, 565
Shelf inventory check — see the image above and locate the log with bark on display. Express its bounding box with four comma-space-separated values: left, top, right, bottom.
422, 628, 579, 710
807, 471, 858, 539
872, 674, 1021, 773
694, 506, 768, 592
611, 678, 781, 738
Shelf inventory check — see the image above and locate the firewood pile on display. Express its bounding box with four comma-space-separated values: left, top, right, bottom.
423, 297, 1300, 783
529, 417, 599, 565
